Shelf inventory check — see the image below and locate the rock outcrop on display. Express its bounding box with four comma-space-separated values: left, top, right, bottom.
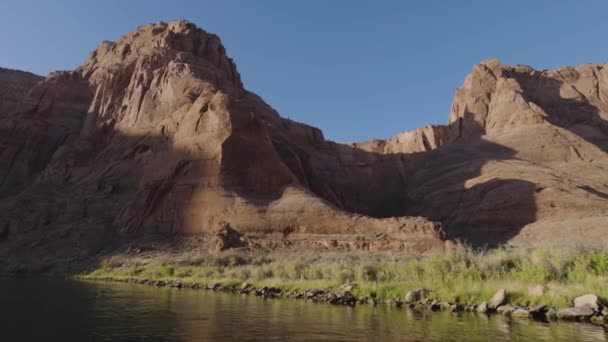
0, 20, 607, 265
402, 59, 608, 244
209, 221, 248, 252
447, 58, 608, 148
350, 125, 446, 154
0, 20, 446, 265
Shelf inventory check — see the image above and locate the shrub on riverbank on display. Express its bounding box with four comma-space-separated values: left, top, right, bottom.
85, 245, 608, 307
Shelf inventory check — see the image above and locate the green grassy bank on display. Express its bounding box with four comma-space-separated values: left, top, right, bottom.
80, 245, 608, 308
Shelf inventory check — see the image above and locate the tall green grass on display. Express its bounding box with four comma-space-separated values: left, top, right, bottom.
83, 245, 608, 307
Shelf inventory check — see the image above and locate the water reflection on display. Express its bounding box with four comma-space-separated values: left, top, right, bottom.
0, 279, 606, 341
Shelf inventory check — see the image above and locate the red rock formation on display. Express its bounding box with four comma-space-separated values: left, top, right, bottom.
1, 21, 607, 265
0, 20, 446, 264
350, 125, 446, 154
406, 59, 608, 244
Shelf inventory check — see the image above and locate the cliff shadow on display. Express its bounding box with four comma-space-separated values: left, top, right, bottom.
273, 113, 538, 248
397, 115, 537, 247
0, 97, 542, 276
0, 124, 220, 274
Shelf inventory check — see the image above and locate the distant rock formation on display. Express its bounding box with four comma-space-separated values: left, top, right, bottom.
0, 21, 607, 265
349, 125, 446, 154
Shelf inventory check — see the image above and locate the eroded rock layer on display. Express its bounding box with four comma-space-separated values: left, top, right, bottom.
0, 21, 446, 264
0, 21, 607, 265
407, 59, 608, 244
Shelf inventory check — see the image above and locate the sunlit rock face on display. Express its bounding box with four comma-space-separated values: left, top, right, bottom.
409, 59, 608, 244
1, 21, 607, 264
0, 20, 446, 262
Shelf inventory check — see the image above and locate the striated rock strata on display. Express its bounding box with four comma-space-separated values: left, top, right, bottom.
0, 22, 607, 266
0, 21, 446, 265
406, 58, 608, 244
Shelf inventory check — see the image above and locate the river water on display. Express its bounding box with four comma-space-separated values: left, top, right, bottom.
1, 278, 606, 341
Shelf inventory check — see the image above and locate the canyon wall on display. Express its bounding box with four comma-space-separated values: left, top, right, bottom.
0, 21, 607, 265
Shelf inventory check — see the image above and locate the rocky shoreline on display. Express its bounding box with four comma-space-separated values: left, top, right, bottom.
78, 276, 608, 326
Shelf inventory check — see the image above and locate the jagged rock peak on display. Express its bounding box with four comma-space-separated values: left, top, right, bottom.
80, 19, 242, 92
447, 58, 608, 144
76, 20, 247, 135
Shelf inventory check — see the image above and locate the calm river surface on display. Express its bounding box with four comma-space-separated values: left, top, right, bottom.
1, 278, 607, 341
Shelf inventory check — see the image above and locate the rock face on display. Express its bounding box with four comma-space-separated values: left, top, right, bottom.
447, 58, 608, 148
401, 59, 608, 244
0, 68, 43, 117
0, 20, 607, 264
350, 125, 446, 154
0, 20, 446, 264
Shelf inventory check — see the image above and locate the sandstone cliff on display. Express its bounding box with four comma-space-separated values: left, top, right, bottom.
0, 21, 446, 266
405, 59, 608, 244
0, 21, 607, 267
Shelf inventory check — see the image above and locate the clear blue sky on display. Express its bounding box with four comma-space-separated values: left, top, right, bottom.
2, 1, 607, 142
